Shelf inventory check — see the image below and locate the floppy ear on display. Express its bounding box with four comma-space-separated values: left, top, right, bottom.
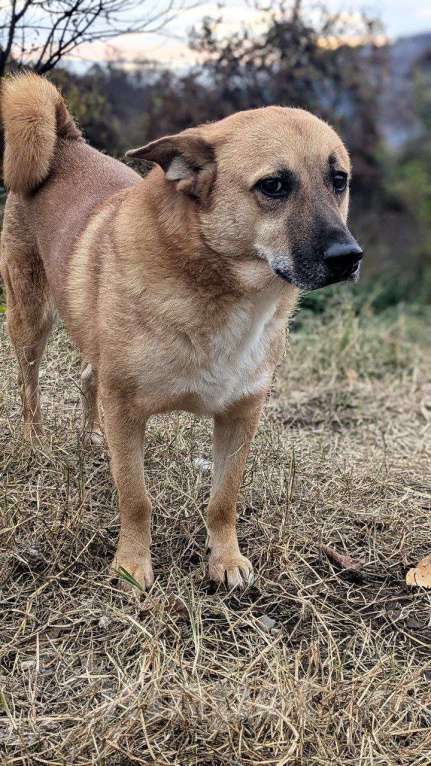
126, 132, 216, 201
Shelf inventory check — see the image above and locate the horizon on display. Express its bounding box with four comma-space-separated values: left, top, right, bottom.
65, 0, 431, 69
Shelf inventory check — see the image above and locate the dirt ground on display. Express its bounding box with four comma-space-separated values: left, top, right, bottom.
1, 295, 431, 765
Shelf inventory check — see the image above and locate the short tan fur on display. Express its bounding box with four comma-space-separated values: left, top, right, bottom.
1, 74, 357, 589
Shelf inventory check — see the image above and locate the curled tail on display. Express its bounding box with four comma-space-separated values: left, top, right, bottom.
1, 72, 82, 195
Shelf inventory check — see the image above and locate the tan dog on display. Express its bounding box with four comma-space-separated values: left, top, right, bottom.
1, 73, 363, 589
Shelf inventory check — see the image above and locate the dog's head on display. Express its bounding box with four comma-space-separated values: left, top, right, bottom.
127, 107, 363, 291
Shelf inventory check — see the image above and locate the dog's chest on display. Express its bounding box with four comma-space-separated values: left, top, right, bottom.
175, 289, 281, 411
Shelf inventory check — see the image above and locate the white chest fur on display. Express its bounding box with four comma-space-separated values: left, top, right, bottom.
173, 284, 282, 412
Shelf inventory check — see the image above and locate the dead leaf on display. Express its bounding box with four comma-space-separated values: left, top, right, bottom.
406, 554, 431, 588
165, 594, 189, 615
321, 544, 363, 572
138, 594, 189, 616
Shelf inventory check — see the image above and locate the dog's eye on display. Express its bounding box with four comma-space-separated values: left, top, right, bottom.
333, 171, 348, 194
256, 177, 290, 198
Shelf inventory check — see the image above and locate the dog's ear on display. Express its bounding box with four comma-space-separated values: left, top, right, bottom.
126, 132, 216, 201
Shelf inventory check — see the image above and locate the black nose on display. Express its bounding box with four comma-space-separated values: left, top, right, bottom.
323, 239, 363, 275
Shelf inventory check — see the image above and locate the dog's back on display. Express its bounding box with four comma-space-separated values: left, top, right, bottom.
1, 73, 140, 310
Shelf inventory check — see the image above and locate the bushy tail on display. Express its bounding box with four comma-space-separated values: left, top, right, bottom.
1, 72, 82, 195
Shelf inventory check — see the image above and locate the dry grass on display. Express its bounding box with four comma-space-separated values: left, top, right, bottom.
1, 294, 431, 765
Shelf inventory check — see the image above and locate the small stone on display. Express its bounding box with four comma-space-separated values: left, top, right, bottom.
27, 547, 41, 559
21, 660, 35, 670
256, 614, 277, 632
193, 457, 212, 472
98, 615, 110, 629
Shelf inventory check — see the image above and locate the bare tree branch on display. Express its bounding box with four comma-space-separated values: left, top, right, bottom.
0, 0, 200, 76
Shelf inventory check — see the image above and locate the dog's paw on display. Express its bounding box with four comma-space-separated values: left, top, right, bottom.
111, 553, 154, 592
208, 549, 253, 589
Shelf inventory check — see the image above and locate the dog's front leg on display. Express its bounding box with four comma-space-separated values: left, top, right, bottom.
207, 393, 266, 588
102, 393, 154, 590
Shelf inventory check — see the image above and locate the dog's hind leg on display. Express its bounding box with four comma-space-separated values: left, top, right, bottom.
80, 361, 104, 445
1, 238, 54, 442
101, 390, 154, 591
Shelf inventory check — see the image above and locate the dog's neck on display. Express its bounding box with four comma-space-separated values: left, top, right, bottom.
140, 168, 278, 301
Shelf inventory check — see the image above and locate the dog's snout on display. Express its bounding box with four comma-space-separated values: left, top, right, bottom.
323, 239, 363, 268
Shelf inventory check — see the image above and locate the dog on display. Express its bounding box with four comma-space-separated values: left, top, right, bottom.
0, 73, 363, 590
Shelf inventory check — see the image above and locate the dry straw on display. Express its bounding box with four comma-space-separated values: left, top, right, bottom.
1, 297, 431, 765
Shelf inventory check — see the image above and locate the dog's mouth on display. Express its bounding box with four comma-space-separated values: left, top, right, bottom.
326, 256, 361, 281
272, 261, 361, 291
324, 260, 361, 287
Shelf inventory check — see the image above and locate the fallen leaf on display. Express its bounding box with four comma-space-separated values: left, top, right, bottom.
406, 554, 431, 588
321, 544, 363, 572
139, 594, 189, 617
165, 594, 189, 616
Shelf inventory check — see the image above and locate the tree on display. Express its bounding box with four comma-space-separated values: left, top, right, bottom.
386, 52, 431, 301
0, 0, 197, 77
120, 1, 385, 195
189, 1, 386, 190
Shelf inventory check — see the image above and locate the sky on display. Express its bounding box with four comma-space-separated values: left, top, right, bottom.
73, 0, 431, 68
